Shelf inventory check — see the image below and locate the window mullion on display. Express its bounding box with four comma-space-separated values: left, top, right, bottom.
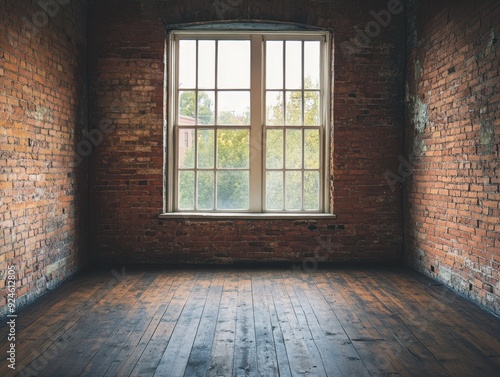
214, 41, 219, 209
168, 36, 178, 212
321, 34, 331, 213
301, 41, 305, 211
249, 34, 263, 212
194, 41, 199, 210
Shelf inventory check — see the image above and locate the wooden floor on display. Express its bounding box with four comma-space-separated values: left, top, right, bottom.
2, 266, 500, 377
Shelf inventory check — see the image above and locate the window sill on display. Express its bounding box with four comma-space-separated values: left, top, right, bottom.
159, 212, 337, 220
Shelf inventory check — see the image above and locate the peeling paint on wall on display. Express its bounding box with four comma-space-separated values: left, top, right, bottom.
414, 59, 422, 83
479, 119, 494, 155
405, 58, 428, 134
412, 97, 428, 133
485, 28, 497, 56
406, 89, 428, 134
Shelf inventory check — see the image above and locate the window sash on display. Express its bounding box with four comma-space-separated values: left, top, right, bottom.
166, 31, 330, 213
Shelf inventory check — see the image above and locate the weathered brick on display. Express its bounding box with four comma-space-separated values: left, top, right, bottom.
4, 0, 496, 317
88, 0, 404, 266
404, 0, 500, 315
0, 0, 88, 317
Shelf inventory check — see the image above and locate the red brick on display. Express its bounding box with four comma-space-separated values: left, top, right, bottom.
404, 0, 500, 315
0, 0, 88, 315
88, 0, 405, 266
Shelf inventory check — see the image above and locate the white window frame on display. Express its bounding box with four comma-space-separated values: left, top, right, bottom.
164, 29, 332, 216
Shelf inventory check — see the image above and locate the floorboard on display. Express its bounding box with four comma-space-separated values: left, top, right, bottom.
2, 266, 500, 377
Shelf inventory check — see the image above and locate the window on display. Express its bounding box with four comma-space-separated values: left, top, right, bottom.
166, 30, 331, 214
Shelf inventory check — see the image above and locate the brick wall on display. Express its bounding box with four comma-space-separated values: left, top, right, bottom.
0, 0, 88, 316
404, 0, 500, 314
88, 0, 405, 265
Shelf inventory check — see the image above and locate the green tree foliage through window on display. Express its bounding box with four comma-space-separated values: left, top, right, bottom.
178, 91, 250, 210
174, 34, 326, 212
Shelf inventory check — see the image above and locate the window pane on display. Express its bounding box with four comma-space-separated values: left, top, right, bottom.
174, 34, 325, 214
266, 171, 283, 210
285, 129, 302, 169
218, 40, 250, 89
197, 171, 214, 210
178, 129, 195, 168
217, 129, 249, 168
179, 40, 196, 89
304, 129, 320, 169
304, 41, 320, 89
285, 171, 302, 210
178, 171, 195, 210
266, 91, 284, 126
304, 171, 320, 210
217, 171, 249, 210
266, 129, 283, 169
266, 41, 283, 89
217, 91, 250, 125
285, 41, 302, 89
197, 129, 214, 168
197, 91, 215, 125
285, 91, 302, 126
198, 41, 215, 89
304, 91, 320, 126
179, 91, 196, 125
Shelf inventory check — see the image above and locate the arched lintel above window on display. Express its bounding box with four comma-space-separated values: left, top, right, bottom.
163, 20, 331, 33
